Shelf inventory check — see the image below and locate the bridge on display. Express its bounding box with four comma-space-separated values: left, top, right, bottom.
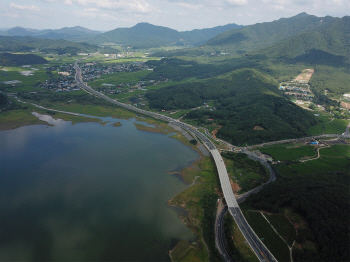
74, 59, 278, 261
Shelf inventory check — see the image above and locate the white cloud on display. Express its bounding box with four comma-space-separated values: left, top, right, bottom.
83, 8, 99, 12
101, 13, 119, 21
58, 0, 154, 13
0, 12, 19, 18
176, 2, 202, 9
10, 3, 41, 11
224, 0, 248, 6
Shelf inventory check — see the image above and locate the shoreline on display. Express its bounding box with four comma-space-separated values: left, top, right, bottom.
1, 105, 212, 261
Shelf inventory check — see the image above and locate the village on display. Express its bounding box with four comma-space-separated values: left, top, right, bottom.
279, 80, 313, 100
38, 61, 154, 94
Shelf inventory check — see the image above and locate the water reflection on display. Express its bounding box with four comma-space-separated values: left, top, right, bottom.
0, 115, 198, 261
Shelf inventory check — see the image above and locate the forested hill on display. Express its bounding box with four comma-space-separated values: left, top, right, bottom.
88, 23, 180, 48
257, 15, 350, 59
0, 26, 101, 41
179, 23, 242, 45
201, 13, 340, 54
243, 171, 350, 262
0, 53, 47, 66
146, 68, 317, 145
87, 22, 241, 48
0, 36, 100, 54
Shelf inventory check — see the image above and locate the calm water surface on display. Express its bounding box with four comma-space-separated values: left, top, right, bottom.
0, 115, 198, 261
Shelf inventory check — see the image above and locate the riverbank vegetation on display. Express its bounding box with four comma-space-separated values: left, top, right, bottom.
0, 97, 101, 130
168, 155, 221, 262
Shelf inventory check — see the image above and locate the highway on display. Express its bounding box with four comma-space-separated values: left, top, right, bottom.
74, 59, 277, 262
216, 206, 233, 262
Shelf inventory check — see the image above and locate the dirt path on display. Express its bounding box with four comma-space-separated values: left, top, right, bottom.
300, 145, 330, 162
260, 212, 295, 262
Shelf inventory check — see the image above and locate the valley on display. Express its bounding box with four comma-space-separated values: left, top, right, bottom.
0, 10, 349, 262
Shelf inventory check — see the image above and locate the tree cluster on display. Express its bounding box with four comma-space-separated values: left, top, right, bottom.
243, 171, 350, 262
146, 68, 317, 145
0, 53, 47, 66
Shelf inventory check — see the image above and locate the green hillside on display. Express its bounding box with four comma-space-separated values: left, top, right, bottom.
180, 23, 242, 45
88, 23, 180, 48
203, 13, 338, 53
259, 16, 350, 59
152, 14, 349, 98
146, 68, 317, 145
243, 170, 350, 262
0, 26, 101, 41
0, 53, 47, 66
88, 22, 241, 48
0, 36, 99, 54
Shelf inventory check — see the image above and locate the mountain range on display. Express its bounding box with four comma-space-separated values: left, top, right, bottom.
87, 22, 242, 47
0, 23, 242, 48
203, 12, 350, 57
0, 26, 101, 41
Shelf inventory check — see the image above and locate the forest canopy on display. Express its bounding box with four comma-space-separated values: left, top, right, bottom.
146, 68, 317, 145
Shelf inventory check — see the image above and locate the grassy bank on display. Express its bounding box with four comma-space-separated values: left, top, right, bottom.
168, 154, 221, 262
224, 212, 259, 262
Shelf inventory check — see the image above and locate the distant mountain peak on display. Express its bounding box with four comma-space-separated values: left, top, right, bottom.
132, 22, 166, 29
294, 12, 309, 17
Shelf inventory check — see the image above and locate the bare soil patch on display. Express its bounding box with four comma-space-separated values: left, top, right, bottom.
211, 125, 222, 138
230, 178, 241, 194
295, 69, 315, 82
341, 101, 350, 109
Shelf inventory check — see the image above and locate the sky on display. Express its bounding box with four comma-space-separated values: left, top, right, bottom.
0, 0, 349, 31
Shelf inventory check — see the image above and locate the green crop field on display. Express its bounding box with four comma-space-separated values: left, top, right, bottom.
329, 145, 350, 157
267, 144, 349, 178
286, 155, 349, 176
89, 70, 152, 87
259, 144, 316, 161
44, 55, 82, 65
319, 146, 349, 157
308, 112, 349, 135
92, 57, 161, 65
0, 65, 50, 92
166, 109, 189, 119
323, 119, 349, 134
288, 163, 317, 174
242, 210, 290, 262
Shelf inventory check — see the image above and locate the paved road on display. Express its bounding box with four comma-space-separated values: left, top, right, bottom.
74, 59, 277, 262
216, 206, 233, 262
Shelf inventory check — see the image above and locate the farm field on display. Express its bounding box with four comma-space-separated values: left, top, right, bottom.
89, 70, 152, 87
0, 65, 51, 91
259, 143, 316, 161
307, 111, 349, 135
272, 144, 350, 177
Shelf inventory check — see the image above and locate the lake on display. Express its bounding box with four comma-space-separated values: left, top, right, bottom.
0, 114, 198, 261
